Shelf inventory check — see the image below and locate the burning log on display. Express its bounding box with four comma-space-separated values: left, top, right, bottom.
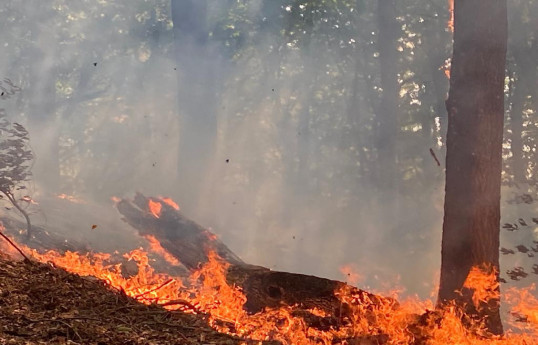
117, 194, 395, 319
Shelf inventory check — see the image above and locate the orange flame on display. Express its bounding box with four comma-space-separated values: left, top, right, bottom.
0, 234, 537, 344
160, 197, 180, 210
463, 264, 500, 308
144, 234, 180, 266
148, 199, 162, 218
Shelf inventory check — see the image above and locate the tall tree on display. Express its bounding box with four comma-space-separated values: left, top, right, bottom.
171, 0, 219, 215
438, 0, 507, 335
375, 0, 400, 191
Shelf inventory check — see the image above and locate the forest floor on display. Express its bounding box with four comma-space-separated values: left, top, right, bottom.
0, 255, 255, 345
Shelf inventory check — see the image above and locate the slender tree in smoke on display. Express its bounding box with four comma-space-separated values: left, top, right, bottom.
171, 0, 220, 215
0, 112, 34, 240
438, 0, 507, 335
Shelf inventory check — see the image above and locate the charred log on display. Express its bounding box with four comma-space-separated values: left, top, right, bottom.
117, 194, 395, 319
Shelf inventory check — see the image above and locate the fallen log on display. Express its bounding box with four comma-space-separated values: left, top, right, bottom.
117, 193, 395, 319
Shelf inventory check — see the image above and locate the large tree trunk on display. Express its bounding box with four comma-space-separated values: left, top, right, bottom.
438, 0, 507, 335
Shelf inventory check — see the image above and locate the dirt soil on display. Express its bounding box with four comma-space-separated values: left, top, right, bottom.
0, 256, 268, 345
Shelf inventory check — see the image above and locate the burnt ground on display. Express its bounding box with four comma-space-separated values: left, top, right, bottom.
0, 256, 271, 345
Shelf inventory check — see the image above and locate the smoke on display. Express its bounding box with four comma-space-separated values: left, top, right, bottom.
1, 0, 534, 303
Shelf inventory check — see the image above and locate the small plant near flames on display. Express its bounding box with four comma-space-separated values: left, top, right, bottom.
0, 110, 34, 240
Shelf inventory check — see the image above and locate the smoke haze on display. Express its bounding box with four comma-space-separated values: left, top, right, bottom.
0, 0, 535, 302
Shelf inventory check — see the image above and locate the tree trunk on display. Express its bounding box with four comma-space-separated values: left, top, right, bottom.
438, 0, 507, 335
375, 0, 400, 190
171, 0, 219, 215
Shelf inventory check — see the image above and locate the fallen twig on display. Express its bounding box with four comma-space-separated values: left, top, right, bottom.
0, 225, 30, 261
134, 278, 174, 299
160, 299, 198, 311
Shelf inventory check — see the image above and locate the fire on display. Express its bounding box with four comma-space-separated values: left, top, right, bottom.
0, 231, 537, 344
144, 234, 181, 266
505, 285, 538, 328
463, 264, 500, 308
57, 193, 85, 204
148, 199, 162, 218
160, 197, 180, 210
203, 229, 218, 241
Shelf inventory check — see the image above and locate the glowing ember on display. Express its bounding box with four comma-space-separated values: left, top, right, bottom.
148, 199, 162, 218
203, 230, 217, 241
57, 193, 85, 204
160, 197, 180, 210
20, 195, 38, 205
506, 284, 538, 328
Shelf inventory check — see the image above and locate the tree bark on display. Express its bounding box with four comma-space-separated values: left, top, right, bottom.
438, 0, 507, 335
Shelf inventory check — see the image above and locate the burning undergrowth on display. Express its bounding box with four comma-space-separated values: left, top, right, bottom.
0, 196, 537, 344
0, 255, 246, 345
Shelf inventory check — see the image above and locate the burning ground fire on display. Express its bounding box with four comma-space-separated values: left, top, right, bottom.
0, 224, 537, 344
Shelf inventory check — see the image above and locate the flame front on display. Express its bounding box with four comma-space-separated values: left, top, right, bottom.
144, 234, 181, 266
0, 231, 537, 344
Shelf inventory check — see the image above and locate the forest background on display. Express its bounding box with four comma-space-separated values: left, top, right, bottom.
0, 0, 536, 301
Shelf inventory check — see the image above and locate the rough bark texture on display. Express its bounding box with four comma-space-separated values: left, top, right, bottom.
439, 0, 507, 335
117, 194, 394, 320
